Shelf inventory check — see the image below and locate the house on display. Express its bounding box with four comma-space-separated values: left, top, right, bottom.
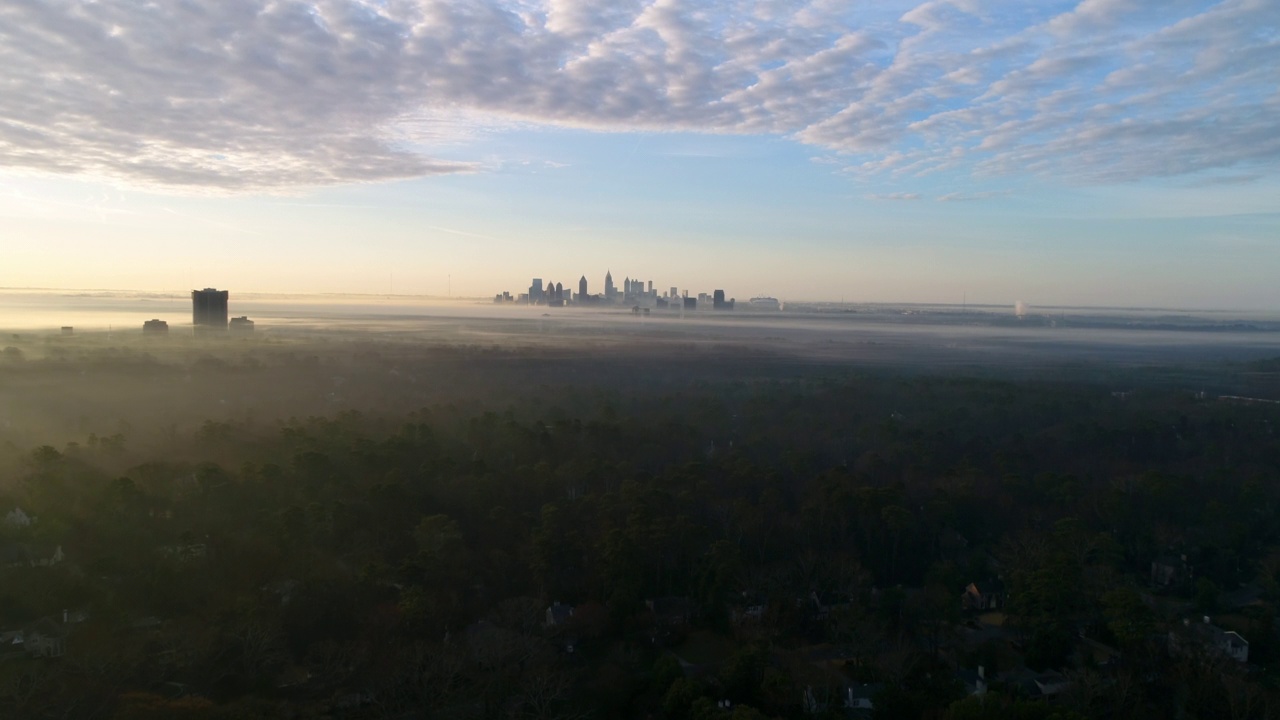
728, 591, 767, 625
956, 666, 988, 696
808, 591, 852, 620
1033, 671, 1069, 698
1170, 616, 1249, 663
29, 544, 64, 567
803, 682, 880, 716
844, 683, 881, 712
3, 507, 34, 527
0, 630, 26, 660
1000, 668, 1070, 699
158, 543, 208, 562
545, 602, 574, 627
23, 618, 67, 658
961, 579, 1004, 611
0, 543, 64, 568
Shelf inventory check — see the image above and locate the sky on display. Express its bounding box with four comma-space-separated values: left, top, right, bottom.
1, 0, 1278, 309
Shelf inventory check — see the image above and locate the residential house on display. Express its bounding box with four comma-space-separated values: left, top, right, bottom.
23, 618, 67, 658
3, 507, 34, 528
961, 579, 1004, 611
1170, 616, 1249, 663
158, 543, 208, 563
0, 630, 25, 660
956, 666, 988, 696
728, 591, 767, 625
1033, 671, 1070, 698
545, 602, 574, 627
803, 682, 880, 716
844, 683, 881, 713
808, 591, 852, 620
0, 543, 64, 568
1001, 668, 1070, 699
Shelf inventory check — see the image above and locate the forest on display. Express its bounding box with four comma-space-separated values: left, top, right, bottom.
0, 331, 1279, 719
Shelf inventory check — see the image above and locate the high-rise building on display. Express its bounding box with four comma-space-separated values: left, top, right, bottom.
531, 278, 543, 303
142, 319, 169, 335
229, 316, 255, 334
579, 275, 588, 299
605, 270, 615, 300
192, 288, 229, 331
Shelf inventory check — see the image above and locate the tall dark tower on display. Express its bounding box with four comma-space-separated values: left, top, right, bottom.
192, 288, 229, 332
579, 275, 588, 299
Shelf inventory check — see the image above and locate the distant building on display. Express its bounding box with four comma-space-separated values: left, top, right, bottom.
530, 278, 544, 304
605, 271, 616, 301
713, 289, 734, 310
683, 297, 696, 310
192, 288, 229, 332
579, 275, 588, 299
142, 319, 169, 335
229, 316, 255, 334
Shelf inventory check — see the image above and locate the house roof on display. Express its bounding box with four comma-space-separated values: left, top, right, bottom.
547, 603, 574, 624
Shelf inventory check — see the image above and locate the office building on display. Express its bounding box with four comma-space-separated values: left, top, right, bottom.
579, 276, 588, 299
229, 316, 255, 334
192, 288, 229, 332
142, 319, 169, 335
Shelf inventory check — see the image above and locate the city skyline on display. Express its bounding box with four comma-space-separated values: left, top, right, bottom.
1, 1, 1278, 310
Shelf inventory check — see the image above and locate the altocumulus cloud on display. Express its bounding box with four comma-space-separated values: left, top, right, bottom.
1, 0, 1277, 191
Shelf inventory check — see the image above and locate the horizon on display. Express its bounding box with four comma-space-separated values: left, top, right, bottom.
2, 1, 1279, 310
4, 285, 1280, 314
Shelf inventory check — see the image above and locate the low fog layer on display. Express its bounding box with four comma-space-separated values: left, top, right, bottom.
0, 293, 1277, 468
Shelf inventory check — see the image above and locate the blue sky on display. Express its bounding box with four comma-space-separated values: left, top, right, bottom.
1, 0, 1278, 308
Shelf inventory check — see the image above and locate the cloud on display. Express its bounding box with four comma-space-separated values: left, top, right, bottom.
937, 190, 1011, 201
0, 0, 1277, 192
866, 192, 923, 201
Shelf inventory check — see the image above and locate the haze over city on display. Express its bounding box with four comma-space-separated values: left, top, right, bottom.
2, 0, 1278, 309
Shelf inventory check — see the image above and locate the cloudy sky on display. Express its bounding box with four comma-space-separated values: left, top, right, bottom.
2, 0, 1278, 308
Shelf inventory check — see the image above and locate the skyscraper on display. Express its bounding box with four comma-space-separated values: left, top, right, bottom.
605, 271, 615, 300
579, 275, 588, 299
192, 288, 229, 331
